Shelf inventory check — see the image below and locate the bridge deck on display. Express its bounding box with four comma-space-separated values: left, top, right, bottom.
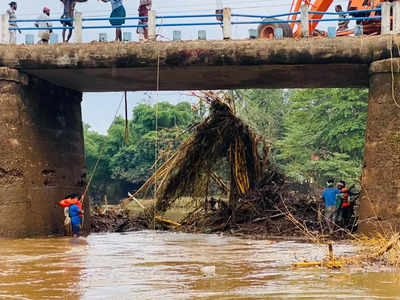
0, 35, 398, 91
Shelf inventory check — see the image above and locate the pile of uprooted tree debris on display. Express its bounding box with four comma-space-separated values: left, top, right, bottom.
114, 91, 352, 239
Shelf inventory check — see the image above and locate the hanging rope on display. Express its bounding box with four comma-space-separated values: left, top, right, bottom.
152, 36, 161, 229
124, 91, 130, 144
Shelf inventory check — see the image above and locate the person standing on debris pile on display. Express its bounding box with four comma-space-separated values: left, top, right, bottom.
321, 179, 340, 233
100, 0, 126, 42
35, 7, 52, 44
137, 0, 152, 41
336, 180, 357, 228
7, 2, 21, 44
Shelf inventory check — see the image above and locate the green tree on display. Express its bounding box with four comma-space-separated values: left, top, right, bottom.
83, 124, 114, 202
276, 88, 368, 185
235, 89, 287, 144
112, 102, 194, 188
84, 101, 196, 203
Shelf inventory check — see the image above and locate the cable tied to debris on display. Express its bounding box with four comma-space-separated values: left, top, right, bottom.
124, 91, 129, 144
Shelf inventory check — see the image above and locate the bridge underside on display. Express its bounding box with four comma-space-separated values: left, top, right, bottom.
0, 35, 398, 91
25, 64, 369, 92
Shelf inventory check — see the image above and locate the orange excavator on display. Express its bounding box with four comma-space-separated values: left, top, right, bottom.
257, 0, 395, 38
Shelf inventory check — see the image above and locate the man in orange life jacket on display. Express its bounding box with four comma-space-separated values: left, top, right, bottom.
336, 180, 355, 227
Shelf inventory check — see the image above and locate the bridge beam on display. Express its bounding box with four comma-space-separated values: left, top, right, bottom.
359, 58, 400, 234
0, 68, 88, 237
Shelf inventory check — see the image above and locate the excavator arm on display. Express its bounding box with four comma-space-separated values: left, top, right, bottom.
262, 0, 387, 39
289, 0, 334, 37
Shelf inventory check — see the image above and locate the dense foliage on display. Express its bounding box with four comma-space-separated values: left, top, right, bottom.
85, 89, 368, 203
236, 88, 368, 186
84, 101, 194, 203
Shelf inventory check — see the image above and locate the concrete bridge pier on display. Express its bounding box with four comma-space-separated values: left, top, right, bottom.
0, 68, 88, 237
359, 58, 400, 234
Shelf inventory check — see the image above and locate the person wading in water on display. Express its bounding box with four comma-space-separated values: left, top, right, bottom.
58, 193, 84, 237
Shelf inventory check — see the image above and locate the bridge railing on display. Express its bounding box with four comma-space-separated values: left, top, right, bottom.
0, 3, 398, 44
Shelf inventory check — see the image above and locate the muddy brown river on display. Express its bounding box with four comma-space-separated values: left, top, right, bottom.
0, 231, 399, 299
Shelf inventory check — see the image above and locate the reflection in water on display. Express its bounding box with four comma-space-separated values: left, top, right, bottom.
0, 231, 399, 299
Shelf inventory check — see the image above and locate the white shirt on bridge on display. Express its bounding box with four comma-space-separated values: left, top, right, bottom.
35, 13, 52, 41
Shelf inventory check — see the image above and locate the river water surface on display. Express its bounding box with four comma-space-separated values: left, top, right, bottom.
0, 231, 399, 299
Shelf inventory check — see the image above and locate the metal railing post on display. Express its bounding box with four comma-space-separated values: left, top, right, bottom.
148, 10, 157, 40
381, 2, 391, 34
223, 7, 232, 40
393, 1, 400, 34
74, 11, 83, 43
0, 14, 10, 44
300, 4, 309, 37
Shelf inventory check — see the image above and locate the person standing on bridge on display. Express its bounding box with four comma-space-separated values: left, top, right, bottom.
35, 7, 53, 44
60, 0, 76, 43
6, 2, 21, 44
335, 5, 349, 32
100, 0, 126, 42
137, 0, 152, 41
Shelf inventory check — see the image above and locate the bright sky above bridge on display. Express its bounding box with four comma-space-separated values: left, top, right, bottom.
2, 0, 350, 133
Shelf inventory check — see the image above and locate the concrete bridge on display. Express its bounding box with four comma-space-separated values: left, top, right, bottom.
1, 35, 400, 237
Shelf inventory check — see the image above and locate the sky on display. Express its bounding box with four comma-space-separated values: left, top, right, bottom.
2, 0, 350, 134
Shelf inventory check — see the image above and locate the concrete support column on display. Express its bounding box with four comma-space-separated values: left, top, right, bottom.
223, 8, 232, 40
74, 11, 83, 43
0, 67, 88, 237
0, 14, 9, 44
359, 58, 400, 234
393, 1, 400, 34
381, 2, 391, 35
300, 4, 309, 37
148, 10, 157, 41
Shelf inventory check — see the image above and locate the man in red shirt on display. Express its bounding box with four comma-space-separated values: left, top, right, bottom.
137, 0, 152, 40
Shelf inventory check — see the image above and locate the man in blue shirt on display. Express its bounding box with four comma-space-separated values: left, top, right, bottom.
321, 179, 340, 233
68, 194, 83, 237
